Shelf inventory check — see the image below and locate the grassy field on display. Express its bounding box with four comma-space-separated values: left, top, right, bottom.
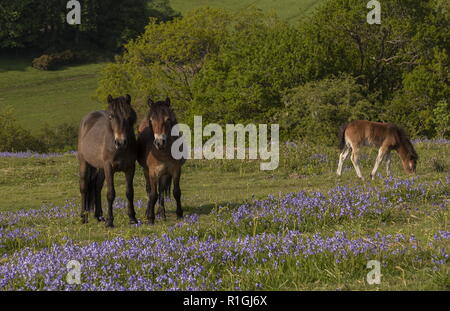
0, 56, 104, 130
170, 0, 324, 21
1, 141, 449, 290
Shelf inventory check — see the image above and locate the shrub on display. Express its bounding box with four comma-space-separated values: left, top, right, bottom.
31, 50, 76, 71
279, 75, 375, 145
37, 123, 78, 152
31, 54, 57, 71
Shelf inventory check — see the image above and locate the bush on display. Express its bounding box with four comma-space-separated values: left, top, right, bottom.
31, 54, 57, 71
37, 123, 78, 152
32, 50, 76, 71
0, 109, 78, 153
279, 75, 375, 145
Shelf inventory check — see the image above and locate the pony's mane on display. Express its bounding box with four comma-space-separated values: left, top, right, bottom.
397, 127, 418, 160
108, 96, 137, 124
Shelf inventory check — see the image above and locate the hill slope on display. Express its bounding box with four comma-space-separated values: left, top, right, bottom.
170, 0, 325, 21
0, 57, 104, 130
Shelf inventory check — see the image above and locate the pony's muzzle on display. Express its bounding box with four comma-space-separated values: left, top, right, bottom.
153, 135, 167, 150
153, 139, 166, 150
114, 138, 127, 149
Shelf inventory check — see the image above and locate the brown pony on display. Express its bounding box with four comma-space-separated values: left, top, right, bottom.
137, 97, 185, 224
77, 95, 138, 227
336, 120, 418, 180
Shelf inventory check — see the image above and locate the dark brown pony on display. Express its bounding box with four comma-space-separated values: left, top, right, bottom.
137, 97, 185, 224
77, 95, 138, 227
336, 120, 418, 180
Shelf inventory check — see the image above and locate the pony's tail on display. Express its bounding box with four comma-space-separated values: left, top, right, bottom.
158, 175, 172, 206
85, 166, 97, 212
338, 123, 348, 151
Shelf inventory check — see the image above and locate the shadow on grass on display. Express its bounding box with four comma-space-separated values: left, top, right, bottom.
185, 201, 244, 215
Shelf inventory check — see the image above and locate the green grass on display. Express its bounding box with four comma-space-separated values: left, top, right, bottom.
0, 142, 449, 290
0, 56, 104, 130
170, 0, 324, 21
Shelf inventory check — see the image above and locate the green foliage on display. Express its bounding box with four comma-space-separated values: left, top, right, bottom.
386, 48, 450, 137
299, 0, 436, 100
0, 0, 178, 53
94, 1, 449, 141
37, 123, 78, 152
280, 75, 374, 144
191, 11, 305, 124
433, 100, 449, 139
0, 108, 77, 153
97, 8, 232, 116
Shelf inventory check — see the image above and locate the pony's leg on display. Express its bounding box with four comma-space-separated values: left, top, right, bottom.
370, 147, 387, 180
104, 165, 115, 228
95, 169, 105, 222
385, 152, 392, 176
125, 165, 138, 224
157, 191, 166, 220
336, 145, 351, 176
173, 168, 183, 220
350, 147, 364, 180
79, 159, 89, 224
157, 175, 171, 221
145, 170, 158, 225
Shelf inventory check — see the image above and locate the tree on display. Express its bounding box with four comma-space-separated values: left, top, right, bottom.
96, 8, 232, 117
279, 74, 374, 144
0, 0, 176, 52
191, 11, 306, 125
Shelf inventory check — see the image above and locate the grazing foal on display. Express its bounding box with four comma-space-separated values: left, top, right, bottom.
336, 120, 418, 180
77, 95, 138, 227
137, 97, 185, 224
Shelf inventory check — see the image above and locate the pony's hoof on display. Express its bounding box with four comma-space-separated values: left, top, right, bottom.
176, 213, 183, 220
81, 216, 88, 224
96, 216, 105, 222
145, 220, 155, 226
129, 218, 139, 225
105, 220, 114, 228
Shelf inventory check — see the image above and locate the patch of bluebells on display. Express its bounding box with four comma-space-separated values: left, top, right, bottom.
215, 176, 449, 231
2, 229, 448, 290
0, 227, 41, 251
0, 177, 448, 290
0, 201, 78, 226
411, 138, 450, 145
0, 151, 76, 159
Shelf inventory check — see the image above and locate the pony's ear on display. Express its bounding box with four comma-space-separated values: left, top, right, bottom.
164, 97, 171, 106
147, 98, 154, 108
107, 95, 113, 103
125, 94, 131, 105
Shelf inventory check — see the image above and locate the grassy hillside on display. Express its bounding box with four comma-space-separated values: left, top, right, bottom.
0, 56, 104, 130
170, 0, 324, 21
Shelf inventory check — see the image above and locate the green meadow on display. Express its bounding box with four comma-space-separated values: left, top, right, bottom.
0, 142, 449, 290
